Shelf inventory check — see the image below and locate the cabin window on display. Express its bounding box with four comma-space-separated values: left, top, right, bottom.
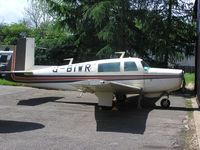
124, 61, 138, 71
141, 61, 149, 68
98, 62, 120, 72
141, 61, 150, 71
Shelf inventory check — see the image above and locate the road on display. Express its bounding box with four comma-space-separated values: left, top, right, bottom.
0, 85, 191, 150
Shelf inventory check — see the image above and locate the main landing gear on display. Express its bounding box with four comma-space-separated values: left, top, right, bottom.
115, 94, 126, 102
160, 93, 170, 108
111, 94, 127, 111
115, 92, 143, 109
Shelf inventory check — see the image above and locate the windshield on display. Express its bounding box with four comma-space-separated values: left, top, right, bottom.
141, 61, 150, 70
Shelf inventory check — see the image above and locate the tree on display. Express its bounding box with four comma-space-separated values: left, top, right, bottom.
0, 23, 32, 45
24, 0, 53, 28
158, 0, 195, 66
23, 0, 74, 65
129, 0, 195, 66
33, 22, 73, 65
39, 0, 195, 66
43, 0, 140, 59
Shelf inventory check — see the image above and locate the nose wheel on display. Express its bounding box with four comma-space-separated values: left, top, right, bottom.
160, 98, 170, 108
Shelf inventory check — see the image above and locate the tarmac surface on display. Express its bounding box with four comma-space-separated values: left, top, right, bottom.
0, 85, 192, 150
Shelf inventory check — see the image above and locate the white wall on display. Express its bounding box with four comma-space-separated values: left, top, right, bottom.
175, 56, 195, 67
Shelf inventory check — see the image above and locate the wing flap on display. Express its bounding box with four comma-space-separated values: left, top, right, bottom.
110, 81, 141, 93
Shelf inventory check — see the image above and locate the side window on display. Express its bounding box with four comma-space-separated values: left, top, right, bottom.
124, 61, 138, 71
98, 62, 120, 72
141, 61, 150, 71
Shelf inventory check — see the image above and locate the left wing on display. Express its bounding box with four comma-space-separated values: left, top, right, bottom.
70, 79, 141, 94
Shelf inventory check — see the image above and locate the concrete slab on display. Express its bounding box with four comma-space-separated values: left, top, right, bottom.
0, 85, 190, 150
192, 97, 200, 149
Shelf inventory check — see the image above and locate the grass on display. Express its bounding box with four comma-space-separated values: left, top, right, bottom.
0, 79, 18, 86
183, 73, 198, 149
184, 73, 195, 85
185, 99, 193, 118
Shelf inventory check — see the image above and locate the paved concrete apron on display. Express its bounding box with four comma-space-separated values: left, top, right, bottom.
0, 86, 188, 150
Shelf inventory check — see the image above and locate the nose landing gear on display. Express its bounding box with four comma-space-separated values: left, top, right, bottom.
160, 98, 170, 108
160, 92, 170, 108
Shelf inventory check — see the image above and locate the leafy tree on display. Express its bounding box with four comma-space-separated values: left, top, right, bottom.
33, 22, 73, 65
9, 0, 192, 67
43, 0, 140, 59
24, 0, 53, 28
155, 0, 195, 66
0, 23, 32, 45
124, 0, 195, 67
43, 0, 195, 66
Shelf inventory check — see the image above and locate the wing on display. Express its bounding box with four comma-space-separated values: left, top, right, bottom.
70, 79, 141, 94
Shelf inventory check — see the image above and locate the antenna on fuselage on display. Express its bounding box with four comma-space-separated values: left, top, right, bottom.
64, 58, 74, 65
115, 52, 125, 58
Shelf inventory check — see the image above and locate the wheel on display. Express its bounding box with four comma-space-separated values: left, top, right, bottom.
115, 94, 126, 102
160, 98, 170, 108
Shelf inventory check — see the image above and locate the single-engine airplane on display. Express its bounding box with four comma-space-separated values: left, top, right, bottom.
2, 50, 184, 109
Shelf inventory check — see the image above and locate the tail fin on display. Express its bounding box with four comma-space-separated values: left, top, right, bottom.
14, 38, 35, 71
0, 38, 35, 80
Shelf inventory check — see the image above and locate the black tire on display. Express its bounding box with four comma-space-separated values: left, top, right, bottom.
160, 98, 170, 108
116, 94, 126, 102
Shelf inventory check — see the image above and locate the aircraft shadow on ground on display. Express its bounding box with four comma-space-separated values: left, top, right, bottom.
57, 96, 199, 134
17, 97, 64, 106
94, 97, 156, 134
0, 120, 44, 133
172, 88, 196, 99
55, 101, 97, 106
16, 95, 198, 134
56, 97, 157, 134
154, 106, 199, 111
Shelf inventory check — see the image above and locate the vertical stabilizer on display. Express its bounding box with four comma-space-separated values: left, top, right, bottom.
15, 38, 35, 71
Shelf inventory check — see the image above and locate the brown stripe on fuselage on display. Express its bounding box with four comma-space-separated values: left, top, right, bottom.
11, 74, 182, 83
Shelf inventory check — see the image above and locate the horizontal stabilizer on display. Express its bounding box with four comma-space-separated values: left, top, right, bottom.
0, 51, 13, 54
0, 71, 33, 75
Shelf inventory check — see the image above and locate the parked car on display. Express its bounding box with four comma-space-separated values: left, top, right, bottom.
0, 51, 13, 78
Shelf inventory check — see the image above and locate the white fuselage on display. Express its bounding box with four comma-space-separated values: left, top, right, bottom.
10, 57, 183, 98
